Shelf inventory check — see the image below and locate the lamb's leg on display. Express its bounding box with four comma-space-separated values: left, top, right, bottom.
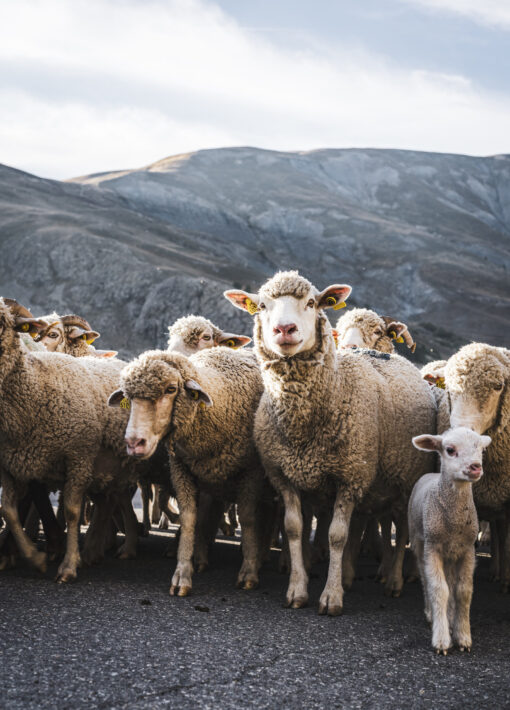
56, 478, 86, 583
116, 489, 139, 559
318, 492, 355, 616
452, 549, 475, 652
413, 541, 430, 623
169, 461, 197, 596
0, 472, 47, 572
423, 546, 451, 654
376, 515, 393, 583
236, 473, 262, 590
384, 510, 408, 598
281, 485, 308, 608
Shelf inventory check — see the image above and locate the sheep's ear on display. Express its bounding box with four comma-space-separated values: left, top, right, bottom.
316, 285, 352, 311
384, 320, 406, 341
185, 379, 213, 407
423, 373, 445, 389
89, 348, 118, 358
331, 329, 339, 347
412, 434, 442, 452
67, 325, 100, 344
14, 318, 47, 337
108, 389, 126, 408
481, 435, 492, 449
216, 332, 252, 349
223, 290, 260, 315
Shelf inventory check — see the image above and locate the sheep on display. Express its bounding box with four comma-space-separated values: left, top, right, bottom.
0, 298, 138, 582
224, 270, 438, 614
443, 343, 510, 590
108, 346, 266, 596
167, 314, 251, 356
409, 428, 491, 654
335, 307, 416, 353
421, 360, 447, 388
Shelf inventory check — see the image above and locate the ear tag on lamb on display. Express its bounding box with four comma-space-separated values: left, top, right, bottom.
245, 298, 259, 315
120, 397, 131, 410
435, 377, 445, 389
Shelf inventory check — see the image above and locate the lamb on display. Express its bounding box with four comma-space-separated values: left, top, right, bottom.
335, 307, 416, 353
443, 343, 510, 590
108, 346, 266, 595
0, 298, 138, 582
224, 270, 438, 614
409, 428, 491, 654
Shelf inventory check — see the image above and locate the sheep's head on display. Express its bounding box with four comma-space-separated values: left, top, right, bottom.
37, 313, 100, 355
445, 344, 509, 435
224, 271, 351, 358
167, 315, 251, 356
0, 298, 47, 345
335, 308, 415, 354
108, 350, 212, 459
413, 427, 491, 483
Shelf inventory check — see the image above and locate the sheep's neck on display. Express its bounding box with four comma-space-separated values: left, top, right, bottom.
437, 472, 474, 516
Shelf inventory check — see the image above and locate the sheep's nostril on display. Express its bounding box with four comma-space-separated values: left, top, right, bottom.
274, 323, 298, 336
469, 463, 481, 473
126, 437, 146, 450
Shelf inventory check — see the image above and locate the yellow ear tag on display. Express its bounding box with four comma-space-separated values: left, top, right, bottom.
225, 339, 236, 348
21, 323, 30, 332
199, 401, 206, 410
86, 338, 96, 345
395, 336, 404, 344
82, 334, 87, 340
436, 377, 446, 389
332, 301, 346, 310
245, 298, 259, 315
120, 397, 131, 410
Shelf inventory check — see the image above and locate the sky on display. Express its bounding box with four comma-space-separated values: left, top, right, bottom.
0, 0, 509, 179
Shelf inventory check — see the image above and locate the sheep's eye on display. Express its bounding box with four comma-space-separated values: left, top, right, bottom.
259, 303, 266, 310
202, 335, 211, 341
374, 329, 383, 336
306, 299, 315, 308
446, 446, 456, 456
49, 332, 58, 338
165, 385, 176, 394
494, 383, 503, 391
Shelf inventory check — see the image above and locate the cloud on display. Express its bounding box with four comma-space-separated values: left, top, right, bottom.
0, 0, 509, 179
400, 0, 510, 29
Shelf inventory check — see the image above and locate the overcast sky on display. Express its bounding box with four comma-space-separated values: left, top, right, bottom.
1, 0, 509, 179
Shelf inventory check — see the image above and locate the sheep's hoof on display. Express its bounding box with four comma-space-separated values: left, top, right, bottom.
196, 562, 209, 573
458, 646, 471, 653
435, 648, 448, 656
55, 568, 76, 583
116, 550, 136, 560
31, 551, 47, 574
0, 554, 17, 571
243, 579, 258, 591
284, 596, 307, 609
405, 574, 419, 584
318, 602, 343, 616
391, 589, 401, 598
169, 584, 191, 597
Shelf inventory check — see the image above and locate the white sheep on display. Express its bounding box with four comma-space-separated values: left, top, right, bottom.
335, 307, 416, 353
409, 427, 491, 654
224, 270, 438, 613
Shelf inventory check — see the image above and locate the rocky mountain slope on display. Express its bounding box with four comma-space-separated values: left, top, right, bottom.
1, 147, 509, 361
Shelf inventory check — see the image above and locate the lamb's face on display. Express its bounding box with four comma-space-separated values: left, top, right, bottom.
224, 271, 351, 359
413, 428, 491, 483
108, 356, 212, 459
446, 349, 507, 434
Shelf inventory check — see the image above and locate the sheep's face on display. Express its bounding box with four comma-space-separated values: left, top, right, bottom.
224, 272, 351, 358
109, 357, 212, 459
38, 322, 65, 352
413, 428, 491, 483
168, 316, 251, 356
336, 309, 387, 350
446, 349, 507, 434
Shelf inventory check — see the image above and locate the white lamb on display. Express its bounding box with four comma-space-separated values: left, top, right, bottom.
409, 427, 491, 654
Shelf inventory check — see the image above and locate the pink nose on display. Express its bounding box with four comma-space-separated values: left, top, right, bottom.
274, 323, 297, 336
126, 436, 146, 451
469, 463, 481, 474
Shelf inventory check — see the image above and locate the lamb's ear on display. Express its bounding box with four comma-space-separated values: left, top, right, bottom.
481, 435, 492, 449
223, 290, 260, 315
185, 379, 213, 407
316, 285, 352, 311
108, 389, 127, 408
67, 326, 100, 344
412, 434, 443, 452
216, 332, 252, 349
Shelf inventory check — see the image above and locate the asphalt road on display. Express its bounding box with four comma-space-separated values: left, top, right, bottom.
0, 528, 509, 710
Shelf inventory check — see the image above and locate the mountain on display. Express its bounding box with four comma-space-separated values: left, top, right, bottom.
1, 147, 509, 361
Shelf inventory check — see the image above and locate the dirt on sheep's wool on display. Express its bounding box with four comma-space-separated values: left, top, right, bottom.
0, 525, 509, 710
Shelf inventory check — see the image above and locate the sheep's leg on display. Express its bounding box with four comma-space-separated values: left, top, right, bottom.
452, 549, 475, 651
342, 513, 365, 590
281, 485, 308, 608
158, 486, 179, 527
312, 508, 332, 564
116, 490, 139, 559
236, 473, 262, 590
151, 485, 161, 524
29, 481, 66, 561
424, 546, 451, 654
194, 491, 214, 572
413, 541, 430, 623
169, 462, 197, 596
302, 499, 313, 573
489, 520, 499, 581
56, 478, 86, 583
139, 481, 151, 536
0, 472, 47, 572
376, 515, 393, 582
82, 493, 110, 565
318, 493, 355, 616
384, 510, 408, 598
